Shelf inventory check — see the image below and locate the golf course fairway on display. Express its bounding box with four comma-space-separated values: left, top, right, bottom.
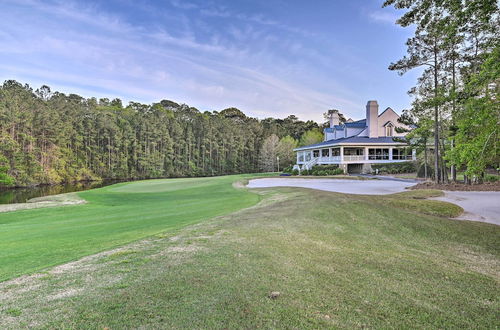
0, 174, 264, 281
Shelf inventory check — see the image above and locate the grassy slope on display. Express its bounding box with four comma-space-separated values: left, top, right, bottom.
0, 186, 498, 328
0, 174, 268, 281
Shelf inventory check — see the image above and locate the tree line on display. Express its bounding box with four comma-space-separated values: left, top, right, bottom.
0, 80, 323, 187
386, 0, 499, 183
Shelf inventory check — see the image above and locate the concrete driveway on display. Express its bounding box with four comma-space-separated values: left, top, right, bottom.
432, 191, 500, 225
247, 178, 416, 195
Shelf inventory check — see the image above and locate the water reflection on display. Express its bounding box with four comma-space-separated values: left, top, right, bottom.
0, 181, 119, 204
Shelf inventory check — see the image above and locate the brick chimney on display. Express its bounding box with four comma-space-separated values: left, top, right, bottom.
366, 101, 379, 138
328, 109, 340, 128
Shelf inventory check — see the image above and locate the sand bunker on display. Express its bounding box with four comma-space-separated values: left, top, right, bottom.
0, 192, 86, 213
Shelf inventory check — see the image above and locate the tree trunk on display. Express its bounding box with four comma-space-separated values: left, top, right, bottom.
433, 40, 440, 183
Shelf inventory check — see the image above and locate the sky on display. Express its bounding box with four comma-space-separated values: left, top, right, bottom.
0, 0, 420, 122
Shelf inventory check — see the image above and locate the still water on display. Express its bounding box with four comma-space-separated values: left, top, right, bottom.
0, 181, 120, 204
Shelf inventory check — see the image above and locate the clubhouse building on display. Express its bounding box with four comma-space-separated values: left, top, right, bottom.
294, 100, 415, 174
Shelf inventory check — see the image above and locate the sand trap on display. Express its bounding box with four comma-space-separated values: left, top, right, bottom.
247, 178, 416, 195
0, 192, 86, 213
432, 191, 500, 225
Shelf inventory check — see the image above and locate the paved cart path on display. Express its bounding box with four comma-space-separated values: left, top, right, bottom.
247, 178, 415, 195
432, 191, 500, 225
247, 178, 499, 225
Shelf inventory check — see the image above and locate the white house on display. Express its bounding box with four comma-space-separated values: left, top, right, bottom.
293, 100, 415, 174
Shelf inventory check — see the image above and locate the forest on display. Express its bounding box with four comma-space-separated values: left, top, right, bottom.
385, 0, 499, 183
0, 80, 322, 187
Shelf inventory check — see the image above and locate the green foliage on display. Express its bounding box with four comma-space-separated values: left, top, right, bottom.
445, 47, 500, 178
484, 174, 499, 182
297, 165, 344, 176
0, 81, 316, 187
298, 129, 323, 147
372, 162, 417, 174
385, 0, 499, 183
0, 155, 15, 187
277, 135, 298, 168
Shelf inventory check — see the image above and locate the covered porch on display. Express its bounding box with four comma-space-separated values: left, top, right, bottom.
296, 146, 415, 165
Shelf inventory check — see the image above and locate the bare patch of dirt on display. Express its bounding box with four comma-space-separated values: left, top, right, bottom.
411, 181, 500, 191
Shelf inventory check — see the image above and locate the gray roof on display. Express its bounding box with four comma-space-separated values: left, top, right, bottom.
294, 136, 408, 151
344, 119, 366, 128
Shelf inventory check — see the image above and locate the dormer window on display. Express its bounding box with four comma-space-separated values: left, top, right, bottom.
384, 122, 394, 136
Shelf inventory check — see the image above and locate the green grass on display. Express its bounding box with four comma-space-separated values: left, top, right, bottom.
0, 174, 270, 281
0, 186, 497, 328
1, 177, 498, 328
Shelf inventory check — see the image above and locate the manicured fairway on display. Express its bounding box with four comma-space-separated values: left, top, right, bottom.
0, 187, 498, 328
0, 174, 265, 281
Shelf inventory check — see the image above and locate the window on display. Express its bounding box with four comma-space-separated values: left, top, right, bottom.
385, 123, 393, 137
313, 150, 320, 157
331, 148, 340, 156
298, 153, 304, 162
321, 149, 329, 157
393, 148, 411, 160
368, 148, 389, 160
343, 148, 364, 156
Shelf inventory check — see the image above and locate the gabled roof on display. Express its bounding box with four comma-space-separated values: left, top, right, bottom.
294, 136, 408, 151
382, 121, 394, 127
324, 127, 334, 133
378, 107, 397, 117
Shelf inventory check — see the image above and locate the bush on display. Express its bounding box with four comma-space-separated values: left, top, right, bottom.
282, 165, 293, 174
291, 169, 299, 176
372, 162, 416, 174
484, 174, 499, 182
310, 165, 344, 176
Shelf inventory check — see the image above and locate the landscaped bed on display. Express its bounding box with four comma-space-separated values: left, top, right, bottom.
411, 181, 500, 191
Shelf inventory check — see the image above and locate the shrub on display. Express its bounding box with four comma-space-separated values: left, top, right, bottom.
372, 162, 416, 174
310, 165, 344, 176
291, 169, 299, 176
484, 174, 499, 182
282, 165, 293, 174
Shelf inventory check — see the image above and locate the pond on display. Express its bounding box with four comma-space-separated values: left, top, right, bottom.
0, 181, 120, 204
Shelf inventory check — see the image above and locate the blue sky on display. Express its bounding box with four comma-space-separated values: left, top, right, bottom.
0, 0, 419, 122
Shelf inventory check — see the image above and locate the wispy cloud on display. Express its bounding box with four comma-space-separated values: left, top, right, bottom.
0, 0, 415, 121
367, 10, 400, 25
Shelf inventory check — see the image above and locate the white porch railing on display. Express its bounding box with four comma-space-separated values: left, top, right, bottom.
343, 155, 365, 162
319, 156, 341, 163
302, 157, 319, 170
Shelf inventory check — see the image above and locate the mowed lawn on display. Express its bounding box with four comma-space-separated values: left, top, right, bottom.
0, 174, 266, 281
0, 185, 498, 328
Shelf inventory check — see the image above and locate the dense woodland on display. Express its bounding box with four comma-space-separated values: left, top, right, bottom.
386, 0, 499, 183
0, 81, 322, 187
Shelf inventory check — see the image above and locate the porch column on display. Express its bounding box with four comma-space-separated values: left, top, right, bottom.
340, 146, 344, 162
328, 148, 332, 162
389, 147, 393, 160
296, 152, 300, 164
364, 147, 369, 160
412, 149, 416, 161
